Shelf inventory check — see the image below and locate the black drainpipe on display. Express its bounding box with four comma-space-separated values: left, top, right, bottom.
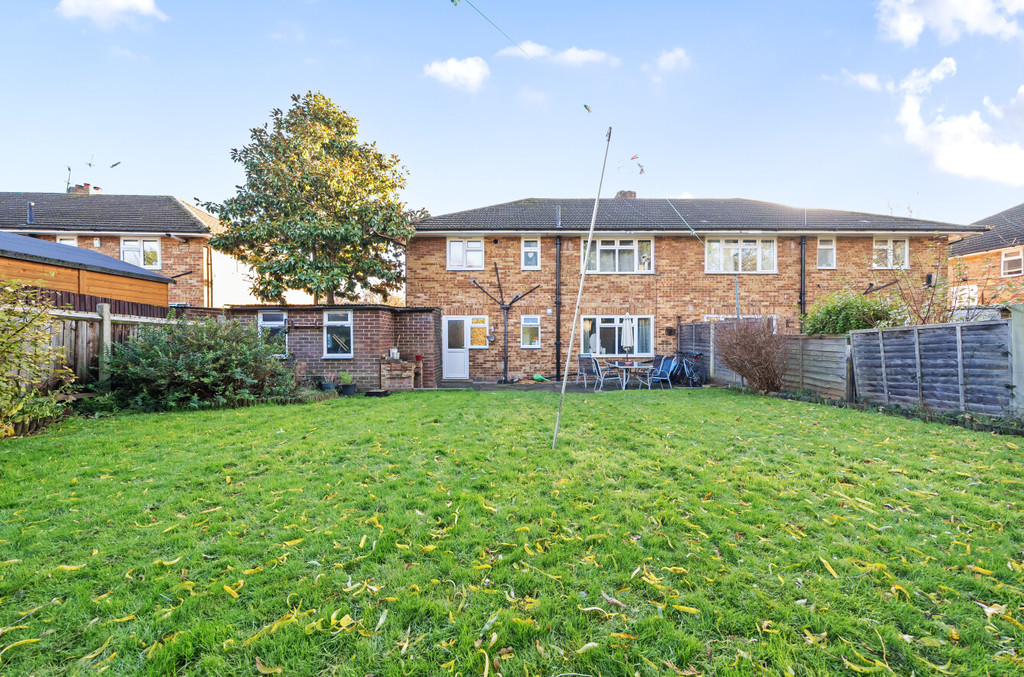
554, 206, 563, 381
799, 235, 807, 319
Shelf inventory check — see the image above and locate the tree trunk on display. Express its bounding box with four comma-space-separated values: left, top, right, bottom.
327, 291, 336, 305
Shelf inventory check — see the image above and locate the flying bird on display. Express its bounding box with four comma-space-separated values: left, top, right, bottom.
110, 161, 121, 168
583, 104, 592, 114
631, 154, 639, 160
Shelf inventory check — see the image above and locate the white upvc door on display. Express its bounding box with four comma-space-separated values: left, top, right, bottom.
442, 316, 470, 379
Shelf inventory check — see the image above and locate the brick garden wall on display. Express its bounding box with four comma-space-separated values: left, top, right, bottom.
406, 233, 950, 383
227, 306, 440, 392
35, 234, 211, 306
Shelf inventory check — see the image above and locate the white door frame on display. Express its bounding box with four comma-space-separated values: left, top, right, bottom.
442, 315, 470, 380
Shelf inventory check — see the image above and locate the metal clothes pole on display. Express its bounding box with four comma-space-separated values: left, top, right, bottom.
552, 127, 612, 449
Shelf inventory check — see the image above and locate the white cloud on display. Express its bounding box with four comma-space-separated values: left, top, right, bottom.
423, 57, 490, 92
271, 23, 306, 42
877, 0, 1023, 46
841, 69, 885, 91
56, 0, 167, 28
496, 40, 551, 59
517, 86, 546, 106
551, 47, 620, 67
108, 44, 135, 58
656, 47, 691, 72
896, 58, 1024, 185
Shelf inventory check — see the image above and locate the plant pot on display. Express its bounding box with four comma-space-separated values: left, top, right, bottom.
339, 383, 357, 396
321, 382, 337, 392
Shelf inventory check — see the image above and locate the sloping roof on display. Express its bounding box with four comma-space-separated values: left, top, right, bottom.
950, 202, 1024, 257
0, 192, 218, 235
414, 197, 979, 234
0, 232, 172, 284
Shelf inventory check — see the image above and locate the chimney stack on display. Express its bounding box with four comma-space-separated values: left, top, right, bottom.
68, 183, 94, 195
27, 202, 34, 224
614, 190, 636, 199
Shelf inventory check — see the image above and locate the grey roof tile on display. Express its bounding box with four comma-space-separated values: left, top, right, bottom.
414, 197, 980, 234
0, 232, 172, 284
0, 192, 217, 235
950, 202, 1024, 257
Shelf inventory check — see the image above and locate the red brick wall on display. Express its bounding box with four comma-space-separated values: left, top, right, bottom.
227, 306, 440, 391
950, 247, 1024, 305
35, 234, 211, 306
406, 233, 950, 382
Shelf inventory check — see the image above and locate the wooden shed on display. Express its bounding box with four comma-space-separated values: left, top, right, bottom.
0, 232, 171, 306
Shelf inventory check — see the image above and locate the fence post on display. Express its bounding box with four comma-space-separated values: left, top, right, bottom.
98, 303, 112, 382
709, 322, 716, 379
844, 336, 854, 402
955, 324, 966, 411
877, 330, 889, 404
914, 327, 923, 408
1009, 305, 1024, 416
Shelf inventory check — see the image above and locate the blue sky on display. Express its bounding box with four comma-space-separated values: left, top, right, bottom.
3, 0, 1024, 229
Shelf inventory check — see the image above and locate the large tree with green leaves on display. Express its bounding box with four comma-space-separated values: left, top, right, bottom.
207, 92, 418, 303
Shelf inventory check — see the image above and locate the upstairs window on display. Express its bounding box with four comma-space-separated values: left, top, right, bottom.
258, 311, 288, 357
582, 238, 653, 273
447, 238, 484, 270
706, 238, 777, 273
323, 311, 353, 358
817, 237, 836, 269
56, 236, 78, 247
521, 238, 541, 270
121, 238, 161, 269
873, 238, 908, 269
1002, 249, 1023, 277
521, 315, 541, 348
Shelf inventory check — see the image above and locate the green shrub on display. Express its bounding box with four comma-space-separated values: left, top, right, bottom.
802, 290, 899, 334
0, 282, 72, 438
108, 318, 297, 411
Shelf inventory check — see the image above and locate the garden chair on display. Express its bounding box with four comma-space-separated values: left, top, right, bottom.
650, 355, 675, 389
576, 353, 597, 388
593, 357, 623, 392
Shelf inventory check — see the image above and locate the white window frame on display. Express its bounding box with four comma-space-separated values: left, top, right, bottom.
323, 311, 354, 359
950, 285, 979, 307
816, 237, 836, 270
703, 314, 779, 333
447, 238, 485, 271
872, 238, 909, 270
1002, 248, 1023, 277
56, 235, 78, 247
258, 311, 288, 357
581, 238, 654, 274
580, 315, 654, 357
704, 237, 777, 274
521, 237, 541, 270
120, 237, 161, 270
469, 315, 489, 349
520, 315, 541, 348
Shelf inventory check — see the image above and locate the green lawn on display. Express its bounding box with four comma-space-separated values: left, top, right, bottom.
1, 389, 1022, 676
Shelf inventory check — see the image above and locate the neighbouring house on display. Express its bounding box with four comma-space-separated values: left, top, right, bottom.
0, 187, 218, 306
949, 202, 1024, 308
0, 231, 172, 306
407, 194, 983, 383
225, 305, 442, 392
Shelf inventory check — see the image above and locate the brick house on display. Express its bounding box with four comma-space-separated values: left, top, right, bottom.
949, 202, 1024, 308
0, 187, 218, 306
407, 195, 983, 383
225, 305, 442, 392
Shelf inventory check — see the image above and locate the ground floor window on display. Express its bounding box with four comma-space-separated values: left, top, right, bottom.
950, 285, 978, 307
581, 315, 653, 356
258, 311, 288, 356
469, 316, 489, 348
323, 311, 353, 358
521, 315, 541, 348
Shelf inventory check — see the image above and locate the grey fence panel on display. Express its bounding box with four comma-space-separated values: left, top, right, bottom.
781, 335, 850, 400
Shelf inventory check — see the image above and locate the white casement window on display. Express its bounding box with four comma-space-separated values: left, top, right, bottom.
258, 311, 288, 357
705, 238, 777, 273
121, 237, 161, 269
581, 316, 653, 356
447, 238, 484, 270
873, 238, 909, 270
1002, 249, 1023, 277
56, 236, 78, 247
323, 311, 353, 358
521, 315, 541, 348
469, 316, 489, 348
950, 285, 979, 307
582, 238, 653, 274
817, 237, 836, 269
521, 238, 541, 270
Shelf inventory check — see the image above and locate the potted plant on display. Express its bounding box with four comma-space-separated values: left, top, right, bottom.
319, 373, 337, 392
338, 371, 356, 396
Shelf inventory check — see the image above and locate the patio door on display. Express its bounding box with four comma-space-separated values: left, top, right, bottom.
442, 316, 469, 380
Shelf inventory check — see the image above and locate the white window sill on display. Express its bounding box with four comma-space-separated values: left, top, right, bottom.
520, 345, 541, 349
447, 266, 486, 271
816, 266, 836, 271
322, 355, 354, 360
580, 270, 655, 275
704, 270, 778, 275
521, 266, 541, 271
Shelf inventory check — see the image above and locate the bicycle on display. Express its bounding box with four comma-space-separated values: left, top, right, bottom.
673, 351, 708, 387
